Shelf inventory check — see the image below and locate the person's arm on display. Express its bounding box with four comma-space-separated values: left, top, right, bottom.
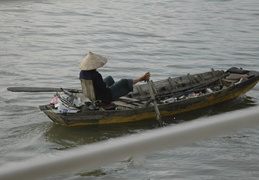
133, 72, 150, 85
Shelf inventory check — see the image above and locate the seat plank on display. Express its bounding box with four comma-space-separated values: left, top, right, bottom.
80, 79, 96, 101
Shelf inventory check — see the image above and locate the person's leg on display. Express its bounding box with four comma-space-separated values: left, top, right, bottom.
108, 72, 150, 101
109, 79, 133, 100
103, 76, 115, 87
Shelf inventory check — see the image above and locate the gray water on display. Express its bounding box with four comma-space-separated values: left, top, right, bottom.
1, 0, 259, 179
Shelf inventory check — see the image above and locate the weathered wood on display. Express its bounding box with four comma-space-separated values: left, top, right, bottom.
7, 87, 81, 93
167, 77, 174, 89
211, 68, 216, 77
136, 86, 145, 96
39, 68, 259, 126
150, 80, 158, 94
113, 101, 137, 109
199, 74, 205, 82
168, 78, 177, 90
147, 80, 163, 126
80, 79, 96, 101
129, 71, 226, 100
118, 97, 145, 107
119, 96, 142, 103
187, 73, 194, 85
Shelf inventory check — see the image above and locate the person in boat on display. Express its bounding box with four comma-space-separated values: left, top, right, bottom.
79, 52, 150, 104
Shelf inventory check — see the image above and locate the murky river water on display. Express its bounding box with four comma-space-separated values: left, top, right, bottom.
1, 0, 259, 179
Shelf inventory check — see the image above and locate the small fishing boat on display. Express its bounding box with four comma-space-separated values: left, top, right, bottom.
35, 67, 259, 126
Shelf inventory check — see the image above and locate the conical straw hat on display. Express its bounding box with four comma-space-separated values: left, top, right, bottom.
79, 52, 108, 70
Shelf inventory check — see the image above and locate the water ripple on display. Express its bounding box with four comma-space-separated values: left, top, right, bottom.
1, 0, 259, 179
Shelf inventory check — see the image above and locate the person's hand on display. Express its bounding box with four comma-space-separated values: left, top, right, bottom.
133, 72, 151, 85
142, 72, 150, 82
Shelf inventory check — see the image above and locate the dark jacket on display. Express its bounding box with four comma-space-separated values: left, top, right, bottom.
79, 70, 112, 103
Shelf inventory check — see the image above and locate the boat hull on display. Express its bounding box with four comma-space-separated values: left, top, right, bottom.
40, 72, 259, 126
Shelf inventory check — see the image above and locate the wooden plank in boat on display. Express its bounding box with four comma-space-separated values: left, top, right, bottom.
130, 70, 225, 99
136, 86, 145, 96
119, 97, 147, 107
167, 77, 174, 89
113, 100, 138, 109
199, 74, 205, 82
150, 80, 158, 94
119, 96, 141, 102
163, 77, 173, 92
203, 72, 215, 81
187, 73, 194, 85
168, 77, 178, 90
192, 74, 202, 83
211, 68, 216, 77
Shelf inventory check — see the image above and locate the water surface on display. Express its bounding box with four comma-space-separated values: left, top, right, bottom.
1, 0, 259, 179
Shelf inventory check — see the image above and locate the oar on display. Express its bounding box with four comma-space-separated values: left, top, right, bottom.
7, 87, 82, 93
147, 80, 164, 127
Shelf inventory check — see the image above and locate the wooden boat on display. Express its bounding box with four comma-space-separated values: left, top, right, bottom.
39, 67, 259, 126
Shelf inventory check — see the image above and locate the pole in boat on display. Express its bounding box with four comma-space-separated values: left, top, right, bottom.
7, 87, 81, 93
147, 80, 163, 127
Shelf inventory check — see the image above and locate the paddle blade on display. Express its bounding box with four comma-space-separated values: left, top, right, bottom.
7, 87, 64, 92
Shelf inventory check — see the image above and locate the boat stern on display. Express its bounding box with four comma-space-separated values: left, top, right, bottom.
39, 105, 69, 125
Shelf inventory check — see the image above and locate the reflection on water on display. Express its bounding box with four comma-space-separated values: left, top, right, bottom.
43, 94, 256, 152
44, 120, 156, 150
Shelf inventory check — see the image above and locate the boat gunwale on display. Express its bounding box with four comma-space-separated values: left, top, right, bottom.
39, 69, 259, 126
